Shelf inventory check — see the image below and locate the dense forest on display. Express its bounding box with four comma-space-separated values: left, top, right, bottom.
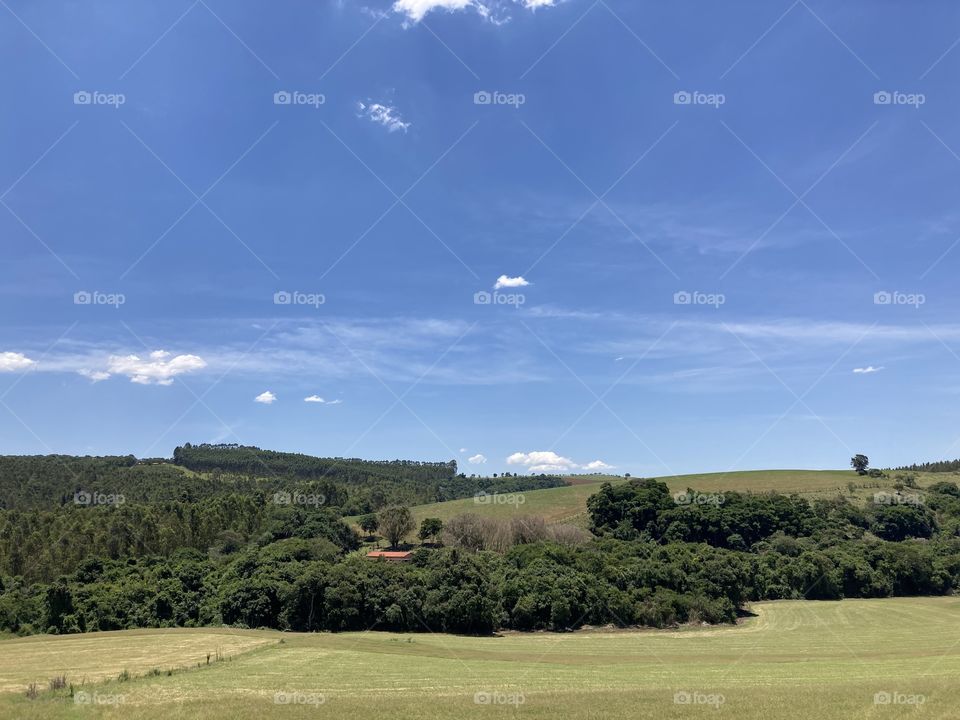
3, 453, 960, 636
0, 447, 566, 514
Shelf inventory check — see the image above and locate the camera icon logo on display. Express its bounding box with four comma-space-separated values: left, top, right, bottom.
673, 290, 692, 305
874, 291, 892, 305
274, 291, 292, 305
74, 491, 92, 505
474, 91, 492, 105
74, 91, 92, 105
474, 290, 492, 305
74, 290, 92, 305
873, 91, 892, 105
673, 91, 692, 105
273, 491, 292, 505
274, 91, 292, 105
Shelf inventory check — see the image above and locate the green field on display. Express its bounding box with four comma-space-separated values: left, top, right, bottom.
397, 469, 926, 529
3, 597, 959, 719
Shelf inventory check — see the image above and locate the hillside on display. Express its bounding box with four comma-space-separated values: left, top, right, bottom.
402, 469, 878, 528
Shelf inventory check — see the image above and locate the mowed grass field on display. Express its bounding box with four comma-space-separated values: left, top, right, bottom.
401, 469, 902, 528
3, 597, 959, 719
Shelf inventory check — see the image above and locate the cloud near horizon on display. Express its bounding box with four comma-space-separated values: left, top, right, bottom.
507, 450, 613, 474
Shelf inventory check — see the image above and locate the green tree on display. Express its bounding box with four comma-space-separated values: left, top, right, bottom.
377, 506, 414, 548
358, 514, 379, 538
418, 517, 443, 544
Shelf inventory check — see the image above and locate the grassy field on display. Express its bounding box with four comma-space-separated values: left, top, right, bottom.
3, 597, 959, 718
388, 469, 960, 530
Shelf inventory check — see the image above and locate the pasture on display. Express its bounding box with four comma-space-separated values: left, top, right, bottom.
3, 597, 958, 719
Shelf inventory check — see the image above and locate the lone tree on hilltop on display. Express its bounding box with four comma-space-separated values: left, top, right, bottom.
851, 454, 870, 475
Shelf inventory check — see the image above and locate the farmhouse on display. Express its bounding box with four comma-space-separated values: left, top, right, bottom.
366, 550, 413, 563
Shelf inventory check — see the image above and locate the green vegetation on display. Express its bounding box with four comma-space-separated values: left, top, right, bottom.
3, 598, 959, 719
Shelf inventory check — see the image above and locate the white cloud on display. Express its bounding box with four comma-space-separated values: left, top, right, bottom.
357, 101, 410, 133
459, 447, 468, 453
255, 391, 277, 404
78, 369, 111, 382
392, 0, 561, 23
0, 352, 36, 372
468, 453, 487, 464
853, 366, 884, 374
107, 351, 206, 385
494, 274, 530, 289
304, 395, 342, 404
507, 450, 613, 474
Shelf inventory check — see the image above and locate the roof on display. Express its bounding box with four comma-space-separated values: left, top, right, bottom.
366, 550, 413, 558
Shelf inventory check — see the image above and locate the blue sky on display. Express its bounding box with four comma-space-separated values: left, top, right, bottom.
2, 0, 960, 475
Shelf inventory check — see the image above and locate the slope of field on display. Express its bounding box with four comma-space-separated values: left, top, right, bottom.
405, 469, 860, 527
3, 597, 959, 719
0, 628, 277, 692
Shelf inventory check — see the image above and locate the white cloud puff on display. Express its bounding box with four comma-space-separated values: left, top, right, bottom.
357, 101, 411, 133
853, 366, 883, 374
494, 275, 530, 289
255, 391, 277, 404
107, 351, 206, 385
0, 352, 36, 372
304, 395, 342, 404
78, 369, 111, 382
468, 453, 487, 464
508, 450, 613, 474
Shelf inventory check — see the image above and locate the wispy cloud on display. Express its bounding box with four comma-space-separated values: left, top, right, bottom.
254, 390, 277, 404
391, 0, 561, 24
853, 366, 884, 374
304, 395, 342, 404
